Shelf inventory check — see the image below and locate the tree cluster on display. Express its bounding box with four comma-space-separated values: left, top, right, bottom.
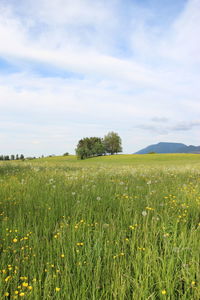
63, 152, 69, 156
76, 132, 122, 159
0, 154, 25, 161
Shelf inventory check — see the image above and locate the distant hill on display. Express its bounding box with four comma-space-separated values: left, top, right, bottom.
135, 142, 200, 154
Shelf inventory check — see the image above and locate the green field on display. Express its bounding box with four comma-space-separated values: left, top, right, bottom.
0, 154, 200, 299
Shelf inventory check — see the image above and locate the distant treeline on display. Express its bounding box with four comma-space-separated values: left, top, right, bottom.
0, 154, 25, 161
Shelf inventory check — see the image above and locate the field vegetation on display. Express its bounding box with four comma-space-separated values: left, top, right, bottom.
0, 154, 200, 299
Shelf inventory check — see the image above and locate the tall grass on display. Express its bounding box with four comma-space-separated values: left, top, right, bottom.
0, 155, 200, 299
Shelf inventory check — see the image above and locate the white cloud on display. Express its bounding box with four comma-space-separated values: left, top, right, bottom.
161, 0, 200, 63
0, 0, 199, 155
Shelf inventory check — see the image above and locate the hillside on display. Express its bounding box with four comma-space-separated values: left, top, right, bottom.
135, 142, 200, 154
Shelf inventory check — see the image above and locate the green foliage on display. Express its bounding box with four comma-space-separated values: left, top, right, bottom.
103, 131, 122, 154
75, 137, 105, 159
4, 155, 10, 160
76, 132, 122, 159
63, 152, 69, 156
0, 154, 24, 160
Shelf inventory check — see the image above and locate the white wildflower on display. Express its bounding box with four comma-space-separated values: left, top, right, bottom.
142, 211, 147, 217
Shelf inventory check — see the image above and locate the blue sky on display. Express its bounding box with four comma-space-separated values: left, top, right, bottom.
0, 0, 200, 156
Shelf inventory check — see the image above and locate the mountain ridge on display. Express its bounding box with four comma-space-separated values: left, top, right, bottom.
135, 142, 200, 154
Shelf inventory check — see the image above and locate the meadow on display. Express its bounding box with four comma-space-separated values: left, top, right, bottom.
0, 154, 200, 299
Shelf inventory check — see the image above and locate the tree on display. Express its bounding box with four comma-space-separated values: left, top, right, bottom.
103, 132, 122, 155
93, 139, 105, 156
76, 137, 105, 159
20, 154, 24, 160
75, 138, 89, 159
11, 155, 15, 160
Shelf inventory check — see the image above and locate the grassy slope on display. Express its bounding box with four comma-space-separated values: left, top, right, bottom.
31, 153, 200, 167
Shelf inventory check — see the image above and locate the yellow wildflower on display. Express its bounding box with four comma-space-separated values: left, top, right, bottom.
4, 292, 9, 297
19, 292, 25, 297
22, 282, 28, 287
20, 276, 28, 280
76, 242, 84, 246
5, 275, 11, 282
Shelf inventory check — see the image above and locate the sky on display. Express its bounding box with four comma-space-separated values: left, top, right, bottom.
0, 0, 200, 156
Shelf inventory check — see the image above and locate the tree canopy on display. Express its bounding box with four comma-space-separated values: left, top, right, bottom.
75, 132, 122, 159
76, 137, 105, 159
103, 131, 122, 155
